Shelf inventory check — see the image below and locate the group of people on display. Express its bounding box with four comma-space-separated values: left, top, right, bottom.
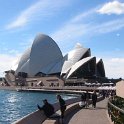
37, 91, 98, 123
38, 91, 98, 117
80, 90, 97, 108
37, 95, 66, 122
100, 90, 116, 99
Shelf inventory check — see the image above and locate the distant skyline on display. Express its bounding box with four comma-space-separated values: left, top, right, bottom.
0, 0, 124, 78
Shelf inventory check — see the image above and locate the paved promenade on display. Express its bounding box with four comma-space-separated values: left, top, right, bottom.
64, 99, 111, 124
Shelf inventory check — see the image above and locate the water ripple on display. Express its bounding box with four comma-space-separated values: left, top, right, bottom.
0, 90, 76, 124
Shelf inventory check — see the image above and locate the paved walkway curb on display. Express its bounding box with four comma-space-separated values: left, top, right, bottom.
64, 99, 111, 124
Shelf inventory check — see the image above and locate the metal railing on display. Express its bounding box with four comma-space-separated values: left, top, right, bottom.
108, 96, 124, 124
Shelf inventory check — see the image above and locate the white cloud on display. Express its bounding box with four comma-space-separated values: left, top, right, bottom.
111, 58, 124, 62
52, 12, 124, 45
0, 45, 21, 55
6, 0, 70, 29
90, 18, 124, 34
104, 58, 124, 79
51, 7, 124, 54
97, 1, 124, 15
0, 54, 20, 77
71, 8, 97, 23
0, 37, 34, 77
52, 24, 89, 42
51, 7, 98, 43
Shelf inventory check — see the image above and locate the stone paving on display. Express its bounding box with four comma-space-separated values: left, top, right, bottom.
64, 99, 111, 124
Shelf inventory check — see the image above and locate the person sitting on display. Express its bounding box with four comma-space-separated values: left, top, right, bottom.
37, 99, 55, 118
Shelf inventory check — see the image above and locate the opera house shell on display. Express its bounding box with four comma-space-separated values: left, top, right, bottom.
13, 33, 105, 79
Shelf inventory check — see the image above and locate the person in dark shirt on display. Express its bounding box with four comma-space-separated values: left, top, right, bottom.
92, 91, 97, 108
81, 93, 86, 102
79, 93, 86, 108
57, 95, 66, 119
37, 99, 54, 118
85, 91, 90, 108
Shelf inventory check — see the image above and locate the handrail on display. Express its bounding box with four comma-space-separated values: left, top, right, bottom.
108, 100, 124, 114
108, 96, 124, 124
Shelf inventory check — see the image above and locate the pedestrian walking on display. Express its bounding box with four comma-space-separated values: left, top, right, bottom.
79, 93, 86, 108
85, 91, 90, 108
92, 91, 97, 108
57, 95, 66, 123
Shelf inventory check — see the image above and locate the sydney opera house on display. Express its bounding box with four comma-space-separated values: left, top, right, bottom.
14, 33, 105, 78
5, 33, 106, 86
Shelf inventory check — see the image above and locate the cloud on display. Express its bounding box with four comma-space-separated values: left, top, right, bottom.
52, 24, 89, 42
51, 8, 97, 44
90, 18, 124, 34
70, 7, 97, 23
0, 54, 20, 77
6, 0, 70, 29
52, 12, 124, 45
51, 5, 124, 54
0, 43, 21, 56
97, 1, 124, 15
104, 58, 124, 79
0, 37, 34, 77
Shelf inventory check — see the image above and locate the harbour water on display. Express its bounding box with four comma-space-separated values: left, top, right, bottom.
0, 90, 75, 124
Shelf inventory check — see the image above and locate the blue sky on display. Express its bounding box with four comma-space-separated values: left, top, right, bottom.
0, 0, 124, 78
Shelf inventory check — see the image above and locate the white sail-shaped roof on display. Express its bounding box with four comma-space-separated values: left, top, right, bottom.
16, 48, 31, 74
61, 43, 90, 75
67, 43, 90, 62
61, 61, 74, 74
15, 34, 63, 76
66, 56, 96, 79
16, 60, 29, 74
28, 34, 63, 76
47, 59, 63, 74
